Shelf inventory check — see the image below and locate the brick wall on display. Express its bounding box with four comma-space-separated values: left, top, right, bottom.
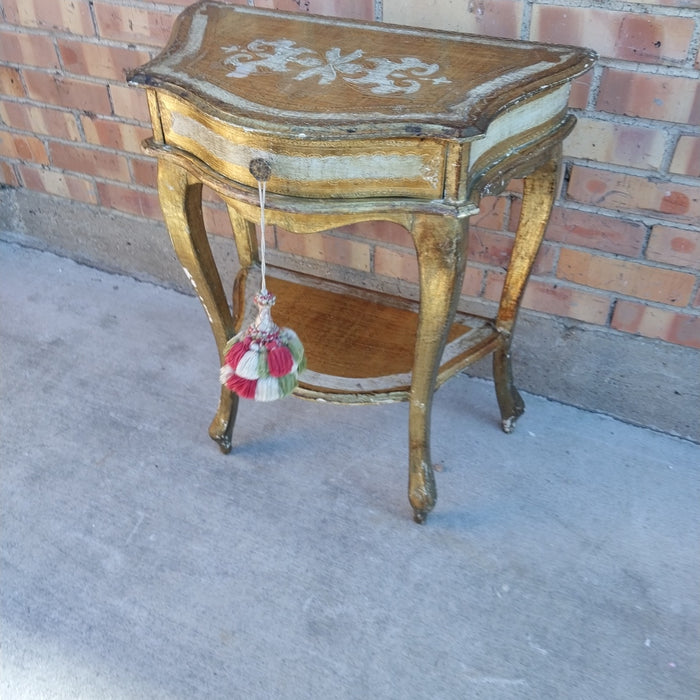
0, 0, 698, 352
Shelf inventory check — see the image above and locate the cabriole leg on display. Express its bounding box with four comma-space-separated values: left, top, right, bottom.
409, 214, 469, 523
157, 160, 238, 452
494, 151, 561, 433
493, 333, 524, 434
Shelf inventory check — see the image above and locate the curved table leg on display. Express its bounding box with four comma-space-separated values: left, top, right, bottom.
409, 214, 469, 523
494, 150, 561, 433
157, 160, 238, 452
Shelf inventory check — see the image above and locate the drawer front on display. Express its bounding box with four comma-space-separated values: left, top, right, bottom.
158, 94, 445, 200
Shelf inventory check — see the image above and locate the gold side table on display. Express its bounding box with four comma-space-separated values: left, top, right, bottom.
129, 1, 594, 523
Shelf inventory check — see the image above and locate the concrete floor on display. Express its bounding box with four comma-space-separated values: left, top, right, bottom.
1, 241, 699, 699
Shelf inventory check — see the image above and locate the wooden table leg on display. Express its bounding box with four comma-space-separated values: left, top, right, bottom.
157, 160, 238, 452
408, 213, 469, 523
493, 150, 561, 433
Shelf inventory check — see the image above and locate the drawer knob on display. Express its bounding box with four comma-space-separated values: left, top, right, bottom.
249, 158, 272, 182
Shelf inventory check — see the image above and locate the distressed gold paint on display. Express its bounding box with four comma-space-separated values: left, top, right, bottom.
129, 2, 594, 523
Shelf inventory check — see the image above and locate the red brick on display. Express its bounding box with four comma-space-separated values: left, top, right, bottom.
96, 181, 162, 219
471, 196, 508, 231
93, 2, 177, 46
468, 229, 514, 268
616, 13, 695, 64
202, 203, 234, 238
511, 204, 647, 258
58, 39, 153, 82
345, 202, 506, 248
567, 166, 700, 224
214, 216, 273, 247
564, 117, 665, 170
19, 164, 97, 204
483, 270, 505, 301
0, 29, 60, 68
461, 266, 484, 298
110, 85, 151, 123
646, 225, 700, 270
263, 224, 276, 249
3, 0, 95, 35
506, 179, 524, 195
0, 66, 25, 97
23, 70, 111, 114
273, 0, 374, 19
522, 280, 610, 324
569, 71, 593, 110
0, 129, 48, 164
0, 161, 19, 187
81, 115, 151, 153
50, 142, 131, 182
374, 246, 487, 295
468, 228, 555, 275
201, 185, 224, 206
612, 300, 700, 349
482, 271, 610, 324
277, 229, 370, 271
374, 246, 418, 283
130, 157, 158, 188
662, 312, 700, 348
557, 248, 695, 306
670, 135, 700, 177
336, 220, 413, 248
384, 0, 524, 40
327, 232, 371, 271
0, 102, 81, 141
597, 69, 700, 125
531, 6, 694, 65
213, 0, 374, 17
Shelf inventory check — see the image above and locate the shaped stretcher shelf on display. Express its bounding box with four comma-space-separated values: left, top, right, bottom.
260, 269, 501, 403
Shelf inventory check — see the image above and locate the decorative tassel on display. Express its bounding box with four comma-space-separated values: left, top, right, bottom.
220, 159, 306, 401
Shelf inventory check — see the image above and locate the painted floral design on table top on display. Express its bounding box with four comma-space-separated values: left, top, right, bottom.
221, 39, 451, 96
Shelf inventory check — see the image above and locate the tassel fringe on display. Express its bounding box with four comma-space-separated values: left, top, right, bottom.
220, 292, 306, 402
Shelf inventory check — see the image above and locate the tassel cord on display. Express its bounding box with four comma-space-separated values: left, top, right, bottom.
219, 156, 305, 402
258, 179, 267, 295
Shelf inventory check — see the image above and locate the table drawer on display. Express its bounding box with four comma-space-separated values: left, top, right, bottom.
158, 94, 446, 200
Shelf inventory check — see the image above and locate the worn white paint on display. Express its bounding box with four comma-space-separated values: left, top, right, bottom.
221, 39, 450, 95
468, 83, 570, 168
453, 61, 564, 116
169, 111, 440, 185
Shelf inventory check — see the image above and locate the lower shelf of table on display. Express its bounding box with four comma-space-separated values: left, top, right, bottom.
259, 269, 502, 404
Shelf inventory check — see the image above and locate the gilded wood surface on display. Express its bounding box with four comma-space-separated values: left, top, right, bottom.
157, 160, 239, 453
132, 3, 595, 521
269, 276, 470, 380
258, 272, 499, 397
407, 213, 470, 521
128, 1, 594, 139
143, 139, 479, 218
493, 152, 561, 433
158, 93, 446, 199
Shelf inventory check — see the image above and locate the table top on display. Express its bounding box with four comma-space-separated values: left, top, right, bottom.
129, 1, 595, 139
